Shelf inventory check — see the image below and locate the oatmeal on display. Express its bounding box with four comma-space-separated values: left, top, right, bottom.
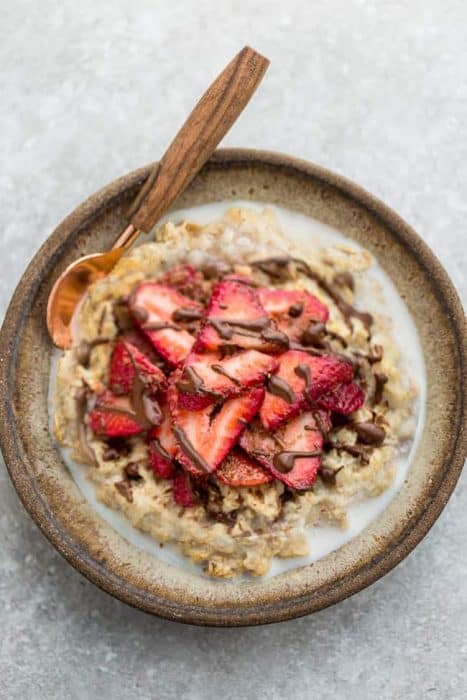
52, 206, 418, 578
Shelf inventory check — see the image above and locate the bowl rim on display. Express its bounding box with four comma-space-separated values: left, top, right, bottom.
0, 148, 465, 626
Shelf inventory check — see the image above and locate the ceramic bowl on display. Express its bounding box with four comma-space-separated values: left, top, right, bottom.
0, 149, 465, 626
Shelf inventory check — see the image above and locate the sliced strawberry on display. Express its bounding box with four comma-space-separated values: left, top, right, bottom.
171, 382, 265, 476
129, 283, 203, 367
160, 264, 205, 302
147, 401, 178, 479
216, 448, 273, 487
260, 350, 354, 431
240, 412, 328, 490
118, 330, 169, 372
109, 340, 167, 395
317, 381, 365, 415
194, 279, 286, 353
177, 350, 278, 410
88, 391, 146, 437
172, 472, 197, 507
258, 288, 329, 342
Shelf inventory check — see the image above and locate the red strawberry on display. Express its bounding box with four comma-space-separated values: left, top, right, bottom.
177, 350, 278, 410
88, 391, 146, 437
317, 381, 365, 415
147, 401, 178, 479
216, 448, 273, 487
240, 411, 329, 490
129, 283, 203, 367
194, 279, 286, 353
170, 381, 265, 476
260, 350, 354, 430
109, 340, 167, 395
258, 288, 329, 342
172, 472, 197, 507
160, 264, 205, 302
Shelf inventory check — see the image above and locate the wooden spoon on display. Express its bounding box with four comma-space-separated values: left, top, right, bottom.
47, 46, 270, 349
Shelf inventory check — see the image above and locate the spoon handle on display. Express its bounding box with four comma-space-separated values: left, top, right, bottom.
127, 46, 269, 233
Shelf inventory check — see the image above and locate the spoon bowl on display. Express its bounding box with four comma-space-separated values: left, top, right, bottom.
45, 46, 270, 348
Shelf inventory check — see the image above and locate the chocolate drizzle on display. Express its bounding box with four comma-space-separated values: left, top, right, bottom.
176, 366, 223, 399
288, 302, 304, 317
319, 465, 343, 485
301, 322, 327, 348
150, 438, 172, 463
126, 346, 162, 427
74, 387, 96, 465
131, 305, 149, 324
252, 256, 374, 331
211, 364, 241, 385
328, 440, 370, 464
261, 327, 290, 346
373, 372, 388, 405
354, 421, 386, 446
76, 338, 109, 368
273, 450, 322, 473
173, 426, 211, 473
267, 375, 295, 404
172, 307, 203, 323
294, 362, 312, 388
142, 321, 180, 331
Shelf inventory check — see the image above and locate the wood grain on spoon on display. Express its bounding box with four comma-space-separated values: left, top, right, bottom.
128, 46, 269, 231
46, 46, 269, 348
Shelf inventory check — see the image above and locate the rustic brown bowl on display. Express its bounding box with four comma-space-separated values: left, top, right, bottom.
0, 149, 465, 626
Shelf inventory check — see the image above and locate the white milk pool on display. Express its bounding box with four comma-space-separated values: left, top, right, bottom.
49, 201, 426, 581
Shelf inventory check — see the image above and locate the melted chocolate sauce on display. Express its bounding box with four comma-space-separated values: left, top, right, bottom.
261, 327, 290, 346
373, 372, 388, 405
131, 305, 149, 324
288, 302, 304, 318
301, 322, 326, 348
172, 307, 203, 323
149, 438, 172, 463
176, 366, 223, 399
76, 338, 109, 368
273, 450, 322, 473
294, 363, 312, 388
354, 421, 386, 446
328, 440, 370, 464
333, 271, 355, 291
74, 388, 96, 465
173, 426, 211, 473
114, 479, 133, 502
267, 375, 295, 404
142, 321, 180, 331
211, 364, 241, 385
252, 256, 373, 331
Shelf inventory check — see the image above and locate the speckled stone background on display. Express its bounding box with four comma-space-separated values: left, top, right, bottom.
1, 1, 465, 698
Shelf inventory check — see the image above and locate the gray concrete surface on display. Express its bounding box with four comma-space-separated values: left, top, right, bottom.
1, 1, 466, 698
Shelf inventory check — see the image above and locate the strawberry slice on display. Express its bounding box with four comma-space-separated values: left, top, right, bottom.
109, 340, 167, 395
170, 380, 265, 476
160, 264, 205, 302
259, 350, 354, 431
88, 391, 147, 437
216, 448, 273, 487
317, 381, 365, 415
258, 288, 329, 342
147, 401, 178, 479
172, 472, 197, 507
240, 412, 330, 490
194, 279, 287, 353
177, 350, 278, 410
129, 283, 203, 367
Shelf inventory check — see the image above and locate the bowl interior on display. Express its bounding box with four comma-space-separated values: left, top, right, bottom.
1, 150, 465, 626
